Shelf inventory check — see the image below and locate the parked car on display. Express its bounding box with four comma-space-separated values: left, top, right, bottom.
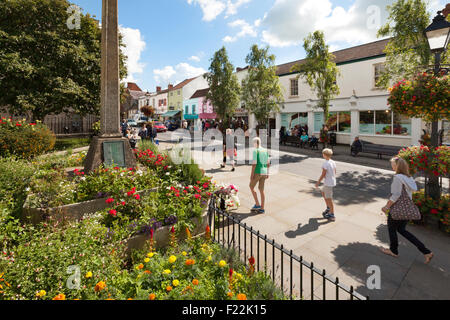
127, 119, 138, 128
165, 121, 179, 131
154, 122, 167, 133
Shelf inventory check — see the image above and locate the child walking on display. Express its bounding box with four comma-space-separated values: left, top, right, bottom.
315, 149, 337, 221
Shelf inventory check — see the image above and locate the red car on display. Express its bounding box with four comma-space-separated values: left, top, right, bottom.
154, 122, 167, 132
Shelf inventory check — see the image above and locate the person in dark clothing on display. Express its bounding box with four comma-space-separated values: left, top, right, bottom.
121, 120, 128, 137
351, 136, 363, 157
146, 124, 154, 143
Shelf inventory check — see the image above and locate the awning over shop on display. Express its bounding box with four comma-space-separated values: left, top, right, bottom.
184, 114, 199, 120
163, 111, 181, 118
199, 113, 217, 120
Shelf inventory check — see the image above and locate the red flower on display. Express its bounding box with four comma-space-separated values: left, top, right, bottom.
249, 257, 255, 266
171, 226, 175, 234
431, 209, 439, 215
121, 201, 126, 206
229, 268, 233, 278
134, 194, 141, 200
109, 209, 117, 217
194, 194, 201, 200
105, 198, 114, 204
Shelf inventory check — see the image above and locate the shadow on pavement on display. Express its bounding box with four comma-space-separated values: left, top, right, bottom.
285, 218, 333, 238
303, 170, 392, 205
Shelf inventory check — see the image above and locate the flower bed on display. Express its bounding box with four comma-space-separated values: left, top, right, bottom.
0, 221, 285, 300
398, 145, 450, 177
413, 191, 450, 234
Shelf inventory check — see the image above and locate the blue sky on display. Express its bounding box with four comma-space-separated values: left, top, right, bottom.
71, 0, 447, 92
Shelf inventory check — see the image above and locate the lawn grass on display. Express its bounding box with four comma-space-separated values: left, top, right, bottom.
53, 137, 91, 151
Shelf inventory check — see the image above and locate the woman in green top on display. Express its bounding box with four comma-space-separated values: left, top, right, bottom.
249, 137, 270, 214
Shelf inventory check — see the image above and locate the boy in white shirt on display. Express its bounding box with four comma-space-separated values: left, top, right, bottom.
315, 149, 337, 221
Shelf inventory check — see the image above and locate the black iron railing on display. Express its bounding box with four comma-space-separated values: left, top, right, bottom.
208, 196, 368, 301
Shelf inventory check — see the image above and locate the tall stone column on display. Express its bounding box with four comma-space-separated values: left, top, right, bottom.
84, 0, 137, 172
100, 0, 121, 138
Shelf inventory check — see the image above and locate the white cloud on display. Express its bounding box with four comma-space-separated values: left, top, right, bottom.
223, 19, 258, 43
187, 0, 252, 21
187, 0, 227, 21
153, 63, 206, 86
225, 0, 252, 17
260, 0, 448, 49
189, 55, 201, 62
120, 26, 146, 83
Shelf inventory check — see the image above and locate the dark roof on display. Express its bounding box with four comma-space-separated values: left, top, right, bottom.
127, 82, 143, 91
172, 77, 197, 90
190, 88, 209, 99
128, 90, 146, 100
276, 38, 390, 76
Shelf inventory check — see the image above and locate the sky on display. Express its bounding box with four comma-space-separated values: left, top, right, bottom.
71, 0, 447, 92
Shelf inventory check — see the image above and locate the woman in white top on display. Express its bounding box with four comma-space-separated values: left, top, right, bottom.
380, 157, 433, 264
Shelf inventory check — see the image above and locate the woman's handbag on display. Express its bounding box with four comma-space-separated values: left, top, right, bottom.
389, 185, 421, 221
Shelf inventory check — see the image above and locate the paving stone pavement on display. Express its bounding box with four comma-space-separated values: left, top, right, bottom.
156, 138, 450, 300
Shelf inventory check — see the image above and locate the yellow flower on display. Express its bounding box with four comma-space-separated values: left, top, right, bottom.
85, 272, 93, 279
163, 269, 171, 275
168, 255, 177, 264
147, 252, 155, 258
205, 255, 212, 262
182, 251, 187, 256
218, 260, 227, 268
36, 290, 46, 298
144, 258, 150, 263
172, 279, 180, 287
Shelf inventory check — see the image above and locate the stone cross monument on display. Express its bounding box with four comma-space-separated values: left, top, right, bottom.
84, 0, 136, 172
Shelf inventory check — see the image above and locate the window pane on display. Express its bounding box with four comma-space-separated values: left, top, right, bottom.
393, 113, 411, 136
327, 112, 338, 132
376, 110, 392, 135
443, 121, 450, 145
359, 111, 374, 135
314, 112, 324, 132
338, 112, 351, 133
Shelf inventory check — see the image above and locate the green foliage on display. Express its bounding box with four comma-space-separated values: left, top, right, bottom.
0, 119, 56, 159
376, 0, 434, 89
0, 0, 128, 120
205, 47, 241, 128
291, 31, 340, 122
54, 138, 91, 151
241, 45, 284, 128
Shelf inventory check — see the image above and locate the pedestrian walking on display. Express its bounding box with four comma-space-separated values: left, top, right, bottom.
315, 148, 337, 221
380, 157, 434, 264
249, 137, 270, 214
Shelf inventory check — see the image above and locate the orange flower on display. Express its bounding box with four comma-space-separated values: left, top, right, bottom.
149, 293, 156, 300
185, 259, 196, 266
237, 293, 247, 300
227, 291, 233, 298
137, 263, 144, 270
52, 293, 66, 300
192, 279, 199, 286
94, 281, 107, 292
144, 270, 152, 275
166, 286, 173, 292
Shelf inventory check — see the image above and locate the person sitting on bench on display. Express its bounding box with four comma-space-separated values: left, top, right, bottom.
351, 136, 363, 157
300, 131, 309, 148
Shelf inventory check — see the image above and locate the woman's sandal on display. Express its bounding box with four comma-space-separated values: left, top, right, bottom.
380, 248, 398, 258
424, 253, 434, 264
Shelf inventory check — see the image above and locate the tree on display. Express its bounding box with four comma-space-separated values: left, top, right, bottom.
376, 0, 434, 89
0, 0, 128, 121
204, 47, 241, 128
241, 45, 284, 130
291, 31, 340, 123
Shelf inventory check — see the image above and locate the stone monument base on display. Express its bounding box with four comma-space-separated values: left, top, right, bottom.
83, 136, 137, 172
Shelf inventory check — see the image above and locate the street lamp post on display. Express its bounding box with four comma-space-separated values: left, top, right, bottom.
424, 10, 450, 199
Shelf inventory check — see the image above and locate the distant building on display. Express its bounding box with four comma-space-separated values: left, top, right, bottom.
121, 82, 146, 119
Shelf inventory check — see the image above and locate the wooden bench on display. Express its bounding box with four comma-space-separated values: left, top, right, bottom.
281, 135, 301, 147
355, 140, 402, 159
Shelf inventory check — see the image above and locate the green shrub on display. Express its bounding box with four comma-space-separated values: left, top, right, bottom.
0, 119, 55, 159
54, 138, 91, 151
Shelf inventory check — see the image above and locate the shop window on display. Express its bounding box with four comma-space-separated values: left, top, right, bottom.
393, 113, 411, 136
376, 110, 392, 135
359, 111, 375, 135
314, 112, 324, 132
192, 105, 196, 114
185, 106, 189, 115
338, 112, 351, 133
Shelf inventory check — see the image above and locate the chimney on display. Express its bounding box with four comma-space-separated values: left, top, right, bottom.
168, 84, 173, 90
156, 86, 161, 92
